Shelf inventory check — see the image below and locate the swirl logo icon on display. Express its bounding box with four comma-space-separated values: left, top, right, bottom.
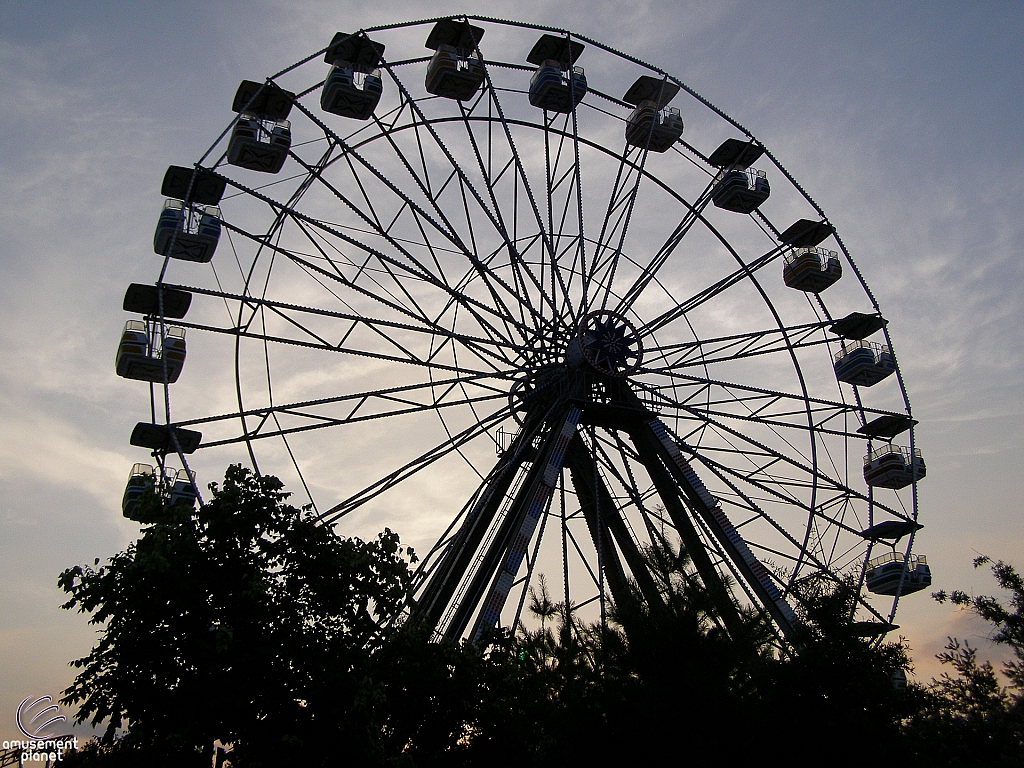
16, 696, 66, 740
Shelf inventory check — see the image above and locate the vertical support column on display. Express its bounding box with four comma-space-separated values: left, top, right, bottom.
631, 425, 745, 637
470, 406, 582, 643
646, 419, 798, 637
415, 426, 533, 632
564, 433, 666, 618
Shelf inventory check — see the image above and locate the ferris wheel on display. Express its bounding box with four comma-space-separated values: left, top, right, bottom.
115, 16, 930, 646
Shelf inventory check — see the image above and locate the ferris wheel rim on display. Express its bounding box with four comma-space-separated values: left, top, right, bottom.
137, 16, 922, 646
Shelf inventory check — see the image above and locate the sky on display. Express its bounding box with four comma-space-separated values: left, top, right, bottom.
2, 0, 1023, 743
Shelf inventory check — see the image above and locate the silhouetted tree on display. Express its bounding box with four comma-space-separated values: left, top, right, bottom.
468, 538, 918, 767
754, 574, 919, 761
60, 465, 416, 767
69, 469, 1022, 765
904, 557, 1024, 766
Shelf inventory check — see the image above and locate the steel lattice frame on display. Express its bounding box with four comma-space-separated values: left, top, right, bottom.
137, 16, 924, 648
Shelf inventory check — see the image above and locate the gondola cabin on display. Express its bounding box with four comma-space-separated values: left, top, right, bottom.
892, 669, 908, 690
783, 246, 842, 293
712, 168, 770, 213
529, 60, 587, 112
153, 199, 221, 263
320, 32, 386, 119
624, 101, 683, 152
864, 445, 926, 489
833, 340, 895, 387
865, 552, 931, 596
424, 20, 486, 101
168, 468, 198, 509
426, 44, 484, 101
526, 34, 586, 113
227, 115, 291, 173
115, 320, 186, 383
122, 463, 155, 519
622, 75, 683, 153
322, 67, 383, 119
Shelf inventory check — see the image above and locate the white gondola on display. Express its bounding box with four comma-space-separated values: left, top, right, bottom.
892, 669, 908, 690
122, 465, 197, 521
864, 445, 926, 489
783, 246, 842, 293
865, 552, 931, 596
424, 20, 485, 102
425, 43, 485, 101
833, 340, 895, 387
320, 32, 386, 120
529, 60, 587, 113
167, 468, 198, 509
227, 115, 291, 173
321, 66, 383, 119
711, 168, 771, 213
115, 320, 186, 383
122, 463, 155, 519
624, 101, 683, 152
153, 199, 221, 263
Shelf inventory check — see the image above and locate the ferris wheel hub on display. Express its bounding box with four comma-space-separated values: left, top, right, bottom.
571, 310, 643, 378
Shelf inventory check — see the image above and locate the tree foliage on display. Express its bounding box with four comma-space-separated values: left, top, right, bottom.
59, 465, 417, 766
905, 557, 1024, 766
464, 538, 916, 766
60, 468, 1024, 766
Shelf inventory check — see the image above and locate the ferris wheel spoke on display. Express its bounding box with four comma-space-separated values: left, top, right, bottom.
295, 97, 463, 248
339, 109, 733, 325
638, 244, 787, 338
595, 142, 659, 311
289, 235, 506, 348
611, 178, 718, 316
672, 398, 860, 444
476, 61, 570, 318
220, 177, 451, 315
406, 113, 770, 330
320, 399, 516, 525
379, 65, 553, 333
600, 431, 663, 519
308, 229, 528, 358
665, 409, 907, 521
171, 313, 538, 378
689, 450, 857, 578
647, 381, 839, 455
290, 144, 457, 293
643, 329, 835, 374
641, 319, 835, 371
581, 144, 634, 308
455, 96, 564, 327
292, 100, 548, 342
176, 369, 513, 433
164, 283, 526, 371
223, 210, 534, 353
186, 390, 508, 449
540, 110, 585, 325
635, 371, 902, 438
286, 140, 536, 342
